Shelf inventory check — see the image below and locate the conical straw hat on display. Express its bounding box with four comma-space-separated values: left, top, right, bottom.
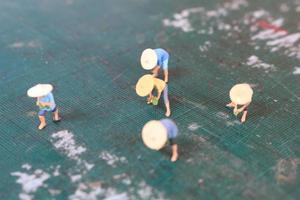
136, 74, 154, 97
140, 49, 157, 70
27, 84, 53, 98
229, 83, 253, 105
142, 120, 167, 150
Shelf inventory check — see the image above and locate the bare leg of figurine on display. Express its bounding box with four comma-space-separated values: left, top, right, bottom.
165, 102, 171, 117
163, 85, 171, 117
171, 144, 178, 162
241, 110, 248, 123
38, 116, 47, 130
152, 66, 159, 77
147, 93, 153, 104
226, 102, 236, 107
53, 108, 61, 122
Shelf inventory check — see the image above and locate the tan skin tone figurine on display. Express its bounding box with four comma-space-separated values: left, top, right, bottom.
152, 66, 169, 83
146, 77, 171, 117
226, 102, 249, 123
227, 83, 253, 123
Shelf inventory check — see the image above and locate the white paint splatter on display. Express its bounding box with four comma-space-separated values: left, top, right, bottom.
8, 40, 41, 49
136, 181, 167, 200
163, 7, 204, 32
188, 122, 201, 131
223, 0, 248, 10
11, 169, 50, 193
293, 67, 300, 74
19, 193, 33, 200
99, 151, 128, 168
252, 30, 287, 41
251, 18, 286, 41
198, 178, 204, 184
27, 41, 41, 48
216, 112, 230, 119
51, 130, 86, 161
247, 11, 300, 60
104, 189, 129, 200
50, 130, 97, 193
246, 55, 276, 72
22, 164, 32, 170
266, 33, 300, 51
226, 120, 241, 126
113, 173, 132, 185
163, 0, 247, 33
70, 174, 82, 183
252, 9, 268, 19
83, 161, 95, 171
53, 165, 60, 176
9, 42, 24, 48
69, 183, 104, 200
280, 4, 290, 12
199, 41, 212, 52
295, 1, 300, 13
69, 183, 130, 200
48, 189, 61, 196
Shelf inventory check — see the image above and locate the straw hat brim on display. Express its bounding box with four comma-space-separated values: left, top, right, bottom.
136, 74, 154, 97
142, 120, 168, 150
27, 84, 53, 97
140, 49, 157, 70
230, 83, 253, 105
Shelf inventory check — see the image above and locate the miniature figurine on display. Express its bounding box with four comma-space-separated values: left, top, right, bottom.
140, 48, 170, 83
136, 74, 171, 117
226, 83, 253, 123
27, 84, 61, 130
142, 119, 179, 162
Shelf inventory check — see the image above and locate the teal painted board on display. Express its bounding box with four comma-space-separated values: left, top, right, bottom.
0, 0, 299, 199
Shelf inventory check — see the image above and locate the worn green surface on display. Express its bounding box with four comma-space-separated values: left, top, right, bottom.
0, 0, 299, 199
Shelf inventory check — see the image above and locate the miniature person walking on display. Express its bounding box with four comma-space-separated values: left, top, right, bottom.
27, 84, 61, 130
140, 48, 170, 83
142, 119, 179, 162
226, 83, 253, 123
136, 74, 171, 116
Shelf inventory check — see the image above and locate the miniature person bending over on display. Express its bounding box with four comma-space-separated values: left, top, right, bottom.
226, 83, 253, 123
136, 74, 171, 117
226, 102, 249, 123
140, 48, 170, 83
142, 119, 179, 162
160, 118, 179, 162
147, 77, 171, 117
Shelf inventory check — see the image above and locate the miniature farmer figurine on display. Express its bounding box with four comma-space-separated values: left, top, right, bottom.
27, 84, 61, 130
142, 119, 179, 162
140, 48, 169, 83
226, 83, 253, 123
136, 74, 171, 117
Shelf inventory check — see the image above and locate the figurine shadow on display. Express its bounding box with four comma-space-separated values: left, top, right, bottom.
169, 67, 193, 79
61, 108, 89, 121
249, 101, 274, 120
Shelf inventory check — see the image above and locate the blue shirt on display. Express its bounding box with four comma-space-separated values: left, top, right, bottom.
160, 119, 178, 139
154, 48, 169, 70
38, 92, 56, 111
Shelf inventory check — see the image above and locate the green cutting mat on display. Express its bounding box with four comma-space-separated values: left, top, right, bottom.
0, 0, 299, 199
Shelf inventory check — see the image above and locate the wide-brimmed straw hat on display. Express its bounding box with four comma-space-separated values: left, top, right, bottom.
140, 48, 157, 70
142, 120, 168, 150
136, 74, 154, 97
230, 83, 253, 105
27, 84, 53, 98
